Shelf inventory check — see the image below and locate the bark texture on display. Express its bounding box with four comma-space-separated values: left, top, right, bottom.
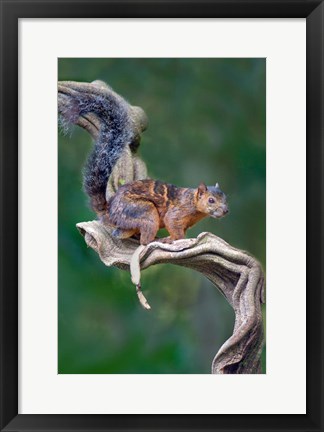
76, 221, 265, 374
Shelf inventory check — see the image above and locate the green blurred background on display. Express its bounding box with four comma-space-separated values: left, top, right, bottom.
58, 58, 266, 374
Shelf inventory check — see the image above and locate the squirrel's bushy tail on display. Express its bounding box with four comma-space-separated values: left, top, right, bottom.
58, 81, 147, 215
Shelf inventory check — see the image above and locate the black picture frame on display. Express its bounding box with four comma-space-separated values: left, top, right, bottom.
1, 1, 323, 431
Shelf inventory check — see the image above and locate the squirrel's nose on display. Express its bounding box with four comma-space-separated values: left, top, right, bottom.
222, 206, 229, 214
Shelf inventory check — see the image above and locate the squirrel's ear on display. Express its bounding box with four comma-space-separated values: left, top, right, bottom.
197, 182, 207, 197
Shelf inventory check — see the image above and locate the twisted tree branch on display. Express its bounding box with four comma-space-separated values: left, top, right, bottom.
76, 221, 265, 374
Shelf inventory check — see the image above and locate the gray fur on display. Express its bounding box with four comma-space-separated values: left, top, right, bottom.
59, 85, 138, 206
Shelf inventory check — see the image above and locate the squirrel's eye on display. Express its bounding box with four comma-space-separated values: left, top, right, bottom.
208, 197, 215, 204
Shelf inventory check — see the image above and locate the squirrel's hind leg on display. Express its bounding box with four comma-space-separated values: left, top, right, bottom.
137, 205, 160, 246
140, 229, 159, 245
109, 200, 159, 246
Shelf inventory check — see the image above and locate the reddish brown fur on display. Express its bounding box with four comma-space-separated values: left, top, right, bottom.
101, 179, 228, 245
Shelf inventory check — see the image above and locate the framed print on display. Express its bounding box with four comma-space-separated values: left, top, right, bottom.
1, 1, 323, 431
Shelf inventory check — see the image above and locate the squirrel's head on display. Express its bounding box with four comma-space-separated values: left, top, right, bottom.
196, 182, 229, 219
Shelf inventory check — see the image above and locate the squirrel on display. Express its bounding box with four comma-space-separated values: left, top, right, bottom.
58, 80, 228, 246
102, 180, 228, 245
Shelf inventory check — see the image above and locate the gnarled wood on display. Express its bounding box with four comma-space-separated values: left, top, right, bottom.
76, 221, 265, 374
